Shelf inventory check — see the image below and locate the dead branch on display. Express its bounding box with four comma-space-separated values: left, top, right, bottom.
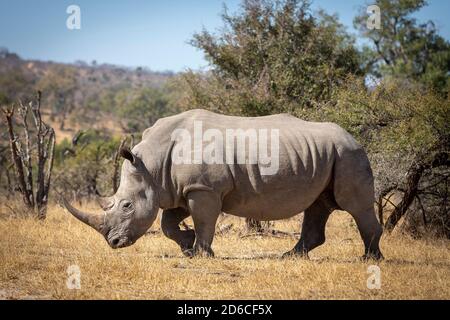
376, 185, 398, 224
240, 229, 300, 239
245, 218, 264, 233
216, 223, 234, 235
18, 101, 35, 207
1, 91, 56, 219
415, 195, 427, 226
1, 104, 32, 208
180, 221, 191, 231
385, 163, 425, 232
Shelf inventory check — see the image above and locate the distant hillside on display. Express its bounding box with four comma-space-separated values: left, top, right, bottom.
0, 48, 178, 142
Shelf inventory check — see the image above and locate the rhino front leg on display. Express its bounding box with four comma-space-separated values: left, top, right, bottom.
161, 208, 195, 256
186, 190, 221, 257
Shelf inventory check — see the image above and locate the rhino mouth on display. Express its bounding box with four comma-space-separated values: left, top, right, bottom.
108, 236, 134, 249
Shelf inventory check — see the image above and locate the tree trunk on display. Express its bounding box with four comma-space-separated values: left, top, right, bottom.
384, 152, 449, 232
2, 106, 33, 209
245, 218, 264, 233
385, 163, 424, 232
1, 92, 56, 219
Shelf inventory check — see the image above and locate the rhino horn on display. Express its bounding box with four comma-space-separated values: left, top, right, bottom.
62, 197, 104, 233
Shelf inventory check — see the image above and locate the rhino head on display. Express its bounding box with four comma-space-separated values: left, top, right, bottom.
63, 148, 159, 249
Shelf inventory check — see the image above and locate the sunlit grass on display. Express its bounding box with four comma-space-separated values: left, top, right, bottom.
0, 203, 448, 299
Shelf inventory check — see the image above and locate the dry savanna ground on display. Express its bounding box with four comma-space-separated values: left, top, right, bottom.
0, 202, 449, 300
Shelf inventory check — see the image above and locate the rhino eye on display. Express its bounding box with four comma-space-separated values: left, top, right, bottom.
122, 201, 133, 210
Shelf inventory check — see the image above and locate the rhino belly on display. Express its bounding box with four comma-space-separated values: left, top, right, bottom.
221, 172, 331, 220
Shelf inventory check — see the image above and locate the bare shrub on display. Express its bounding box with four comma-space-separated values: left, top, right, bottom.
1, 91, 56, 219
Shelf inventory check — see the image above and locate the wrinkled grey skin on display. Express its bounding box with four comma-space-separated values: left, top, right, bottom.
64, 109, 383, 260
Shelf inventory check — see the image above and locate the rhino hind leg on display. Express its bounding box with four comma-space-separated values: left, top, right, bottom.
335, 200, 384, 260
333, 149, 384, 260
350, 207, 383, 261
283, 192, 335, 258
161, 208, 195, 256
336, 198, 383, 260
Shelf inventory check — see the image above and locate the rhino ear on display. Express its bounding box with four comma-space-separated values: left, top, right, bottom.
120, 148, 136, 164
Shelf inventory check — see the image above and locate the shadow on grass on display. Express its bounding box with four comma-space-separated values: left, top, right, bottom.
382, 258, 450, 268
157, 253, 450, 268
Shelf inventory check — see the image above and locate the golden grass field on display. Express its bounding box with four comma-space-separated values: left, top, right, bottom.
0, 203, 449, 300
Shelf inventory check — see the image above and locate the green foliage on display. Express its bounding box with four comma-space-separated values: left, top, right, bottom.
115, 87, 174, 133
182, 0, 362, 115
314, 77, 449, 236
354, 0, 450, 95
0, 51, 177, 135
53, 130, 121, 198
0, 67, 34, 104
37, 64, 78, 116
320, 77, 449, 159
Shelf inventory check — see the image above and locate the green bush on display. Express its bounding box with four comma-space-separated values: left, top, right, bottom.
53, 130, 123, 200
315, 77, 449, 236
180, 0, 362, 115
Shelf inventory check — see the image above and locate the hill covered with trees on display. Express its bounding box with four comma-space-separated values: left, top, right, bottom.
0, 48, 177, 138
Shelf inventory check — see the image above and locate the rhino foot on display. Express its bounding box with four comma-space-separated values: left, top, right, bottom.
183, 246, 215, 258
182, 248, 195, 257
281, 249, 309, 259
179, 231, 196, 256
361, 251, 384, 261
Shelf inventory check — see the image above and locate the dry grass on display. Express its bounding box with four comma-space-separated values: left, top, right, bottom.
0, 203, 449, 300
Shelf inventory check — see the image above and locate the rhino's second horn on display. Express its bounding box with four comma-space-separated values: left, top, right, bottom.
97, 196, 114, 211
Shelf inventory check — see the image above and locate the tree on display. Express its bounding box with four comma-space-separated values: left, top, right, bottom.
182, 0, 362, 115
318, 77, 449, 236
354, 0, 450, 95
1, 92, 56, 219
53, 130, 121, 202
37, 65, 79, 130
117, 87, 171, 133
0, 61, 34, 105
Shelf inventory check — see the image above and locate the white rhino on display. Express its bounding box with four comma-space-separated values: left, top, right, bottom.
64, 109, 383, 259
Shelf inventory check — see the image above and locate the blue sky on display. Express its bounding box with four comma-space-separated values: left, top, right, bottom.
0, 0, 449, 72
